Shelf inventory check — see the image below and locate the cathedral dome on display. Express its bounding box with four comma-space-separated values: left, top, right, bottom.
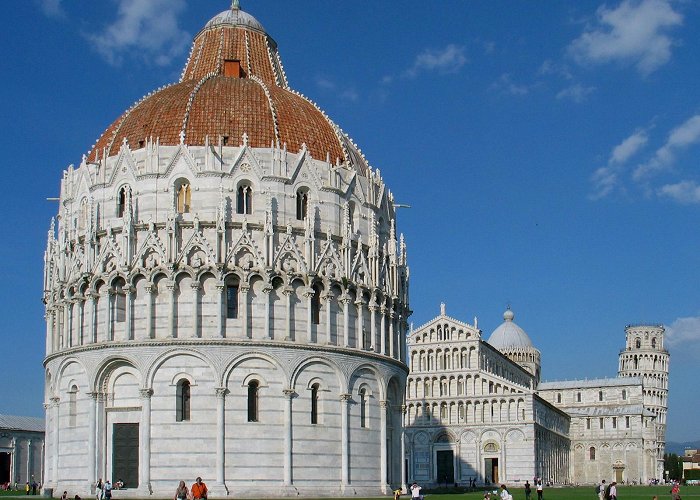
88, 3, 361, 170
487, 308, 534, 349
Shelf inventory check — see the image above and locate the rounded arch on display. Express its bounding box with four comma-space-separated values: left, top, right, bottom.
222, 350, 287, 388
145, 348, 218, 389
347, 363, 384, 399
290, 355, 344, 393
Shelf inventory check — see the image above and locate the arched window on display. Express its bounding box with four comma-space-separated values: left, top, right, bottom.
622, 389, 627, 400
311, 283, 321, 325
635, 337, 641, 349
296, 188, 309, 220
651, 337, 657, 348
69, 385, 78, 427
556, 393, 562, 403
176, 180, 191, 214
577, 392, 581, 402
359, 388, 367, 428
176, 379, 191, 422
237, 183, 252, 214
589, 447, 596, 460
311, 383, 320, 424
598, 390, 603, 401
226, 282, 239, 319
247, 380, 259, 422
117, 186, 128, 218
114, 280, 126, 323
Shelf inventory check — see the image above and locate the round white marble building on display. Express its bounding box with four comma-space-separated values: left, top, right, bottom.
42, 4, 409, 497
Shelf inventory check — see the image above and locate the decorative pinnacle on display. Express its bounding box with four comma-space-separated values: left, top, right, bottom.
231, 0, 240, 10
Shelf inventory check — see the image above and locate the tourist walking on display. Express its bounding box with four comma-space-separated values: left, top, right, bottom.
95, 479, 103, 500
536, 479, 543, 499
104, 480, 112, 500
191, 477, 207, 500
608, 481, 617, 500
670, 482, 681, 500
524, 480, 531, 500
598, 479, 606, 500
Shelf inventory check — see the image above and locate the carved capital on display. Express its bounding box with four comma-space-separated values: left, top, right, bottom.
282, 286, 294, 296
339, 393, 352, 402
87, 391, 100, 401
50, 397, 60, 406
144, 283, 155, 294
166, 281, 177, 292
239, 283, 250, 293
215, 387, 229, 399
139, 388, 153, 399
283, 388, 296, 399
190, 282, 202, 291
379, 400, 389, 409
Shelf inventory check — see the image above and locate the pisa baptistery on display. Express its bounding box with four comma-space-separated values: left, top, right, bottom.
42, 4, 409, 497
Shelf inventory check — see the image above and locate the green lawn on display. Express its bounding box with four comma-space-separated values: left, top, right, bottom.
1, 486, 698, 499
429, 485, 697, 499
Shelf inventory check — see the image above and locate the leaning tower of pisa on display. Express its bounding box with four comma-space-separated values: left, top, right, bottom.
618, 324, 669, 478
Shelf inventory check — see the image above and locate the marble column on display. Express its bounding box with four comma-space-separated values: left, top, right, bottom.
283, 389, 295, 486
401, 404, 407, 491
283, 286, 293, 341
138, 388, 153, 495
263, 285, 272, 339
77, 298, 85, 345
87, 392, 98, 491
124, 286, 134, 341
380, 306, 387, 355
106, 290, 115, 341
305, 288, 314, 344
341, 295, 351, 347
389, 311, 396, 359
215, 282, 225, 338
190, 282, 201, 338
89, 293, 98, 343
144, 284, 155, 340
340, 393, 351, 490
323, 293, 332, 345
380, 400, 388, 493
240, 283, 250, 339
355, 297, 364, 349
50, 397, 60, 488
369, 305, 377, 352
214, 388, 228, 493
45, 310, 54, 355
167, 281, 176, 338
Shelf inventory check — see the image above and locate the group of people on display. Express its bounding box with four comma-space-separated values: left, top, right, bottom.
597, 479, 618, 500
173, 477, 209, 500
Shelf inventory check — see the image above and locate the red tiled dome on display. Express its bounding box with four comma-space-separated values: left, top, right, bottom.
89, 6, 349, 165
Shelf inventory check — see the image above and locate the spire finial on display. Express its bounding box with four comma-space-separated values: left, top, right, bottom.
231, 0, 240, 10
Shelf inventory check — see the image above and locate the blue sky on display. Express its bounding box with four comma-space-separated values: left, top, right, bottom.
1, 0, 698, 442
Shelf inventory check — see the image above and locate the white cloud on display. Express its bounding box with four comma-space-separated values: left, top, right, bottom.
611, 129, 649, 164
590, 128, 648, 199
665, 315, 700, 348
658, 180, 700, 204
40, 0, 65, 18
87, 0, 190, 67
634, 114, 700, 180
314, 76, 358, 102
490, 73, 530, 96
538, 59, 573, 80
405, 44, 467, 78
556, 83, 596, 103
568, 0, 683, 75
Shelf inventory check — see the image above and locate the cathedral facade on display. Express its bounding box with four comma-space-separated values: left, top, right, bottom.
404, 307, 667, 487
43, 4, 408, 498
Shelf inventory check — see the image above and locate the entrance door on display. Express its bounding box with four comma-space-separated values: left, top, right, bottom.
484, 458, 499, 484
615, 468, 623, 483
0, 452, 10, 483
436, 450, 454, 485
112, 423, 139, 488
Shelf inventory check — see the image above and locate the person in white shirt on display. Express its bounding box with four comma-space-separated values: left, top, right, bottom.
598, 479, 606, 500
410, 483, 422, 500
